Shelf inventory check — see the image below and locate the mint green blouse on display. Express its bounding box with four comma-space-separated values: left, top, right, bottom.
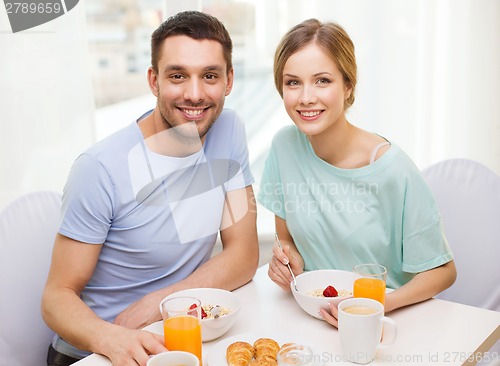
257, 126, 453, 289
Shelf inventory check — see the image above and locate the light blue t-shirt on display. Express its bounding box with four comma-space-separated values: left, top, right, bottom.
54, 109, 254, 358
258, 126, 452, 289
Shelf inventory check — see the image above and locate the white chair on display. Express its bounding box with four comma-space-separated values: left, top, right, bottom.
0, 190, 62, 366
422, 159, 500, 310
423, 159, 500, 364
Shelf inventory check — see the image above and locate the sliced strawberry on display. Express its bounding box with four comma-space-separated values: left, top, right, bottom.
189, 303, 208, 319
323, 285, 338, 297
188, 303, 198, 317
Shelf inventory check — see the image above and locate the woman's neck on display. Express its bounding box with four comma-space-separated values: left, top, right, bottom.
308, 119, 358, 167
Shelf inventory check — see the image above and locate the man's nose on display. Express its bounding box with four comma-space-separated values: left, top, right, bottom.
184, 79, 204, 103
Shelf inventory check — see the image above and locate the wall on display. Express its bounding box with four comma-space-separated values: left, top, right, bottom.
0, 1, 95, 209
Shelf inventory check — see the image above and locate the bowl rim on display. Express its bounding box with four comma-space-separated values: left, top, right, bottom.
291, 269, 359, 299
159, 287, 242, 319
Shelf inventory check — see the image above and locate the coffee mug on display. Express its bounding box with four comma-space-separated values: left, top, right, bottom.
338, 297, 397, 364
147, 351, 200, 366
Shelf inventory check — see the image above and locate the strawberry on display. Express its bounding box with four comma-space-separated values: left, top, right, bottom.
189, 303, 207, 319
323, 285, 338, 297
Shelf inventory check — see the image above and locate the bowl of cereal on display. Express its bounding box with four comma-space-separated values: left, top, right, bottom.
291, 269, 360, 320
160, 288, 241, 342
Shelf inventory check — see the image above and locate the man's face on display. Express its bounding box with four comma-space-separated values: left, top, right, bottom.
149, 35, 233, 142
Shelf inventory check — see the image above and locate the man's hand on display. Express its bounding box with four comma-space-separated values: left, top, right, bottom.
100, 327, 167, 366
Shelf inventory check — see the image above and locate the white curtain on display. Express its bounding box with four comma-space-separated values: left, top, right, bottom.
251, 0, 500, 175
0, 0, 95, 209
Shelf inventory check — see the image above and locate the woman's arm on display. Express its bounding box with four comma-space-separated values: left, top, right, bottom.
385, 260, 457, 313
320, 260, 457, 327
268, 216, 305, 291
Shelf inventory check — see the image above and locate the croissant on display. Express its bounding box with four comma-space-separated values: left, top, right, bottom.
248, 359, 278, 366
226, 341, 255, 366
253, 338, 280, 364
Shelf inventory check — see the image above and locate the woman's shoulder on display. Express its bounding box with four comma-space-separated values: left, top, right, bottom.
272, 125, 304, 144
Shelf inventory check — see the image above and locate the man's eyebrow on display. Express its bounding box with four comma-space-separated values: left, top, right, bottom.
204, 65, 225, 72
161, 65, 225, 73
162, 65, 185, 72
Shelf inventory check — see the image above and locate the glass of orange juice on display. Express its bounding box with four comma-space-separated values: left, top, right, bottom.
353, 264, 387, 305
159, 296, 202, 364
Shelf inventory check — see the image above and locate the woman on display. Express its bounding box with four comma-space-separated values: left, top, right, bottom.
257, 19, 456, 327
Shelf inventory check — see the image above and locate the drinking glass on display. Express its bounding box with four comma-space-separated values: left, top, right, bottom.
159, 296, 202, 364
353, 264, 387, 305
277, 343, 315, 366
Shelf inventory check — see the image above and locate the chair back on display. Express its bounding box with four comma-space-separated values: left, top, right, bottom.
422, 159, 500, 311
0, 191, 62, 366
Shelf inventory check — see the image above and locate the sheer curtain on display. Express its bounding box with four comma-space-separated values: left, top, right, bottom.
254, 0, 500, 174
0, 1, 95, 210
1, 0, 498, 210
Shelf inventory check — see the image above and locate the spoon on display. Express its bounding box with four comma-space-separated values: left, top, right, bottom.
275, 232, 298, 292
211, 305, 221, 319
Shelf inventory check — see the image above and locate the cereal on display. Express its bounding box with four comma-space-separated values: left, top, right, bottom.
309, 288, 352, 297
202, 304, 231, 319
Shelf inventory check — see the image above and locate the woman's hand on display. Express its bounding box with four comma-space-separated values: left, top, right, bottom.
268, 241, 303, 292
319, 302, 339, 328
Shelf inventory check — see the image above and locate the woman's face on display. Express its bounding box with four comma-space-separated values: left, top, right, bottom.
282, 42, 351, 137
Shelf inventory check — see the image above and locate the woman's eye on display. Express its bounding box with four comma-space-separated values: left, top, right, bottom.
317, 78, 331, 85
285, 80, 299, 86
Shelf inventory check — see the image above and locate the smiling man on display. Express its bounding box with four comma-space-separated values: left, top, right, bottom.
42, 11, 258, 366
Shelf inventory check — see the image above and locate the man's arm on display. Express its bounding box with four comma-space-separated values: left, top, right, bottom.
41, 234, 166, 366
113, 186, 259, 329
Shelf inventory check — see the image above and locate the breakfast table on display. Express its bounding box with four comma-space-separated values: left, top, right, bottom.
73, 265, 500, 366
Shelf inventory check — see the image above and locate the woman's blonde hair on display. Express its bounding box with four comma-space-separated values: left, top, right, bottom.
274, 19, 357, 109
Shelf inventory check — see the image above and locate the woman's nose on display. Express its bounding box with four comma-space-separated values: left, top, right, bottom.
299, 85, 317, 105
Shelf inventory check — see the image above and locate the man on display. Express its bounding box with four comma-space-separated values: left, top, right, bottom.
42, 11, 259, 366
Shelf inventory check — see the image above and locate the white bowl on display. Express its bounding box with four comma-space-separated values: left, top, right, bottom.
291, 269, 360, 319
160, 288, 241, 342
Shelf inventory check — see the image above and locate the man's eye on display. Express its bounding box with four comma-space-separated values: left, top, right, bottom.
205, 74, 218, 80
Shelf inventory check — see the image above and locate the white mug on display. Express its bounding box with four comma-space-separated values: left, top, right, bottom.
338, 297, 397, 364
147, 351, 200, 366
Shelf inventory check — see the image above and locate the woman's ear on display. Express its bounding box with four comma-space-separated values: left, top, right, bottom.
344, 83, 353, 101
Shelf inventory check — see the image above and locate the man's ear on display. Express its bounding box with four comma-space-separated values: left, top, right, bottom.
147, 67, 159, 97
225, 68, 234, 96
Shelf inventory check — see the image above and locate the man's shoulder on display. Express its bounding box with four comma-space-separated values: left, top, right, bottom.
207, 108, 244, 139
216, 108, 241, 125
86, 121, 140, 157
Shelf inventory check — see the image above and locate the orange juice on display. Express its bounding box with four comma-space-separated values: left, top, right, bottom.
163, 315, 202, 363
353, 277, 386, 305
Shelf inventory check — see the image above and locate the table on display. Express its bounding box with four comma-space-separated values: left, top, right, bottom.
74, 265, 500, 366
